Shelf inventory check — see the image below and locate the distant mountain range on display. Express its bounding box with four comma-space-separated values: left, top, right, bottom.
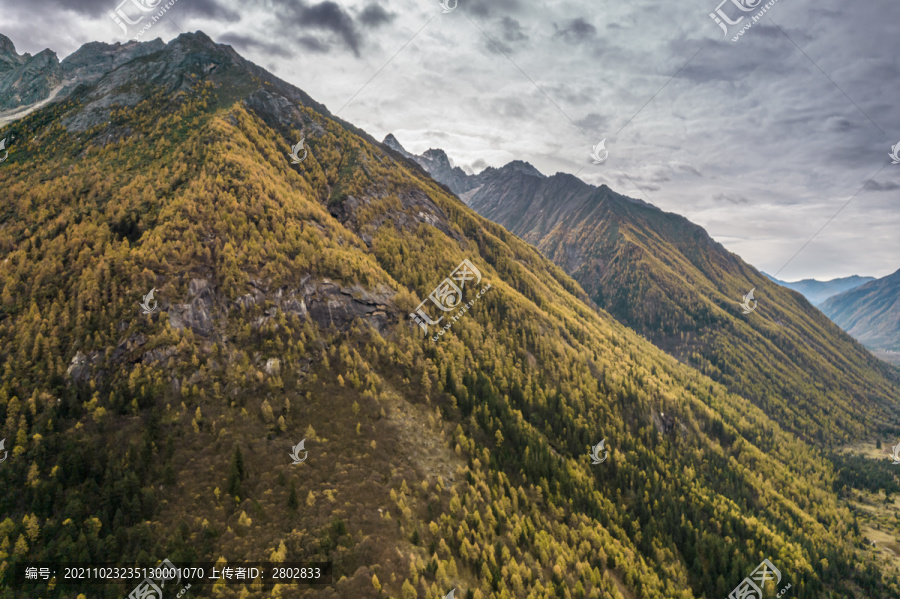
384, 134, 900, 444
821, 269, 900, 365
764, 273, 875, 306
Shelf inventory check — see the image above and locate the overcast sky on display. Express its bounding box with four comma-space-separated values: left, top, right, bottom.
2, 0, 899, 280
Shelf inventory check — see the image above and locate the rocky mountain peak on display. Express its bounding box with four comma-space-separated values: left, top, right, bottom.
382, 133, 412, 158
0, 33, 18, 56
0, 32, 29, 75
421, 147, 451, 165
0, 30, 247, 125
497, 159, 545, 179
61, 38, 166, 81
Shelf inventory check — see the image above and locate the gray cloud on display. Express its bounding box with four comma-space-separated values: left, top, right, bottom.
865, 180, 900, 192
467, 0, 522, 18
553, 18, 596, 44
576, 113, 609, 133
218, 32, 292, 57
678, 164, 703, 177
296, 2, 360, 56
359, 4, 394, 28
713, 192, 751, 205
5, 0, 111, 13
500, 17, 527, 43
178, 0, 241, 21
266, 0, 362, 56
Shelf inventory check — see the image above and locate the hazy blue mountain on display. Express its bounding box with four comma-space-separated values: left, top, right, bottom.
821, 269, 900, 365
764, 273, 875, 306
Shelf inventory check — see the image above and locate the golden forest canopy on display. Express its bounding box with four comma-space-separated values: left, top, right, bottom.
0, 31, 896, 599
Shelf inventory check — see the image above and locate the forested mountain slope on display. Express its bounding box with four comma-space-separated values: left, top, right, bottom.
387, 139, 900, 444
0, 31, 897, 599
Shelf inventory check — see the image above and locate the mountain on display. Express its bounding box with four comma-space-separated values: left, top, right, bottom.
821, 269, 900, 365
387, 135, 900, 445
382, 134, 545, 202
0, 33, 167, 125
1, 30, 899, 599
765, 273, 876, 306
382, 134, 478, 198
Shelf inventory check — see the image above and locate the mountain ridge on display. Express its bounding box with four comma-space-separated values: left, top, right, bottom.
765, 272, 876, 306
386, 134, 900, 445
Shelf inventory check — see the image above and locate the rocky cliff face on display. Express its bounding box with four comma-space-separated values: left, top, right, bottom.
60, 39, 167, 86
0, 33, 28, 76
0, 42, 62, 111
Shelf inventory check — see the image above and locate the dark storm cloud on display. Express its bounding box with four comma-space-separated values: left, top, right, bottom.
495, 97, 530, 119
485, 40, 513, 56
178, 0, 241, 21
576, 113, 608, 132
297, 34, 330, 53
713, 192, 751, 205
678, 164, 702, 177
21, 0, 238, 19
500, 17, 527, 42
218, 32, 292, 56
825, 117, 857, 133
299, 2, 360, 55
553, 18, 596, 44
271, 0, 362, 56
865, 180, 900, 192
10, 0, 110, 12
359, 4, 394, 27
467, 0, 521, 18
480, 17, 527, 55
